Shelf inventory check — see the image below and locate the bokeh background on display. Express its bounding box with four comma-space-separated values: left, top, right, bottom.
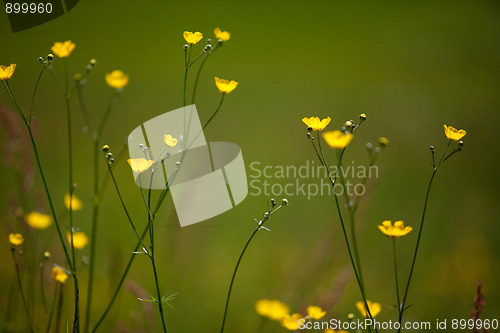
1, 0, 499, 332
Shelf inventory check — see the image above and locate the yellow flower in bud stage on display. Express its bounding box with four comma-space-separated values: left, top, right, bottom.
127, 158, 155, 173
183, 31, 203, 44
0, 64, 16, 80
255, 299, 290, 321
64, 193, 83, 211
164, 134, 178, 147
214, 27, 230, 41
9, 233, 24, 246
51, 265, 69, 283
67, 231, 89, 249
378, 220, 412, 238
307, 305, 326, 320
51, 40, 75, 58
105, 70, 129, 89
214, 77, 238, 94
25, 211, 53, 230
302, 117, 331, 131
443, 124, 466, 141
322, 130, 353, 149
378, 137, 389, 147
281, 313, 306, 330
356, 300, 381, 318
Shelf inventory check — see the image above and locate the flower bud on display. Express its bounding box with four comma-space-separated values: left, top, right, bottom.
102, 145, 109, 152
378, 137, 389, 147
43, 251, 51, 259
458, 140, 464, 147
183, 44, 190, 51
46, 54, 54, 62
270, 198, 276, 206
359, 113, 367, 121
90, 59, 97, 66
282, 198, 288, 206
38, 56, 44, 64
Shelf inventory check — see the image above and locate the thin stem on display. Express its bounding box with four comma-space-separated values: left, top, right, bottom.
11, 249, 34, 332
393, 238, 401, 315
97, 90, 119, 137
28, 65, 47, 124
46, 283, 59, 333
40, 261, 49, 314
191, 52, 211, 104
183, 46, 192, 106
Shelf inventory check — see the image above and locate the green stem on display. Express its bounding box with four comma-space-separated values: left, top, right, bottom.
46, 283, 59, 333
97, 90, 119, 137
393, 238, 401, 315
28, 65, 47, 124
11, 249, 34, 332
183, 46, 192, 106
191, 52, 211, 104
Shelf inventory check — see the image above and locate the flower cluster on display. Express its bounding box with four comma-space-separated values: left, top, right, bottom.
255, 299, 326, 330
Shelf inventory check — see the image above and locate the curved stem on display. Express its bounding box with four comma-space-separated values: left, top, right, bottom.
28, 65, 47, 124
11, 249, 34, 332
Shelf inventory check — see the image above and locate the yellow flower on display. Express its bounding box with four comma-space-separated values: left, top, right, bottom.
64, 194, 83, 211
355, 300, 381, 318
325, 330, 349, 333
214, 27, 230, 41
67, 231, 89, 249
378, 137, 389, 147
255, 299, 290, 320
51, 40, 76, 58
51, 265, 69, 283
25, 211, 53, 230
281, 313, 305, 330
307, 305, 326, 320
322, 131, 353, 149
378, 220, 412, 238
9, 233, 24, 246
183, 31, 203, 44
127, 158, 155, 173
214, 77, 238, 94
105, 70, 129, 89
0, 64, 16, 80
164, 134, 178, 147
443, 124, 466, 141
302, 116, 331, 131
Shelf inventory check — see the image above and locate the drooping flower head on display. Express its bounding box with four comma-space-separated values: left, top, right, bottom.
255, 299, 290, 320
322, 130, 353, 149
214, 27, 230, 42
51, 265, 69, 283
307, 305, 326, 319
51, 40, 76, 58
64, 193, 83, 211
105, 70, 129, 89
67, 231, 89, 249
356, 300, 381, 318
302, 117, 331, 131
25, 211, 53, 230
164, 134, 178, 147
9, 233, 24, 246
443, 124, 466, 141
0, 64, 16, 80
281, 313, 306, 330
183, 31, 203, 45
214, 77, 238, 94
127, 158, 155, 173
378, 220, 412, 238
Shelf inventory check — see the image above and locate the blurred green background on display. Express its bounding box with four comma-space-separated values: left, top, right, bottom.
1, 0, 499, 332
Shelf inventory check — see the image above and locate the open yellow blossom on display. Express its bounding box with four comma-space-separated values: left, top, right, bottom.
322, 130, 353, 149
0, 64, 16, 80
356, 300, 381, 318
214, 27, 230, 41
64, 193, 83, 211
281, 313, 305, 330
307, 305, 326, 320
25, 211, 53, 230
443, 124, 466, 141
51, 265, 69, 283
255, 299, 290, 320
67, 231, 89, 249
105, 70, 129, 89
51, 40, 75, 58
302, 117, 331, 131
9, 233, 24, 246
127, 158, 155, 173
183, 31, 203, 44
164, 134, 178, 147
215, 77, 238, 94
378, 220, 412, 238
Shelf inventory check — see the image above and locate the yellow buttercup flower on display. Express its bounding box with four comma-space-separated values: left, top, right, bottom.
281, 313, 305, 330
51, 40, 76, 58
356, 300, 381, 318
214, 27, 230, 41
183, 31, 203, 44
67, 231, 89, 249
9, 233, 24, 246
164, 134, 178, 147
64, 193, 83, 211
302, 116, 331, 131
51, 265, 69, 283
214, 77, 238, 94
322, 130, 353, 149
0, 64, 16, 80
307, 305, 326, 320
255, 299, 290, 320
378, 137, 389, 147
443, 124, 466, 141
25, 211, 53, 230
105, 70, 129, 89
378, 220, 412, 238
127, 158, 155, 173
